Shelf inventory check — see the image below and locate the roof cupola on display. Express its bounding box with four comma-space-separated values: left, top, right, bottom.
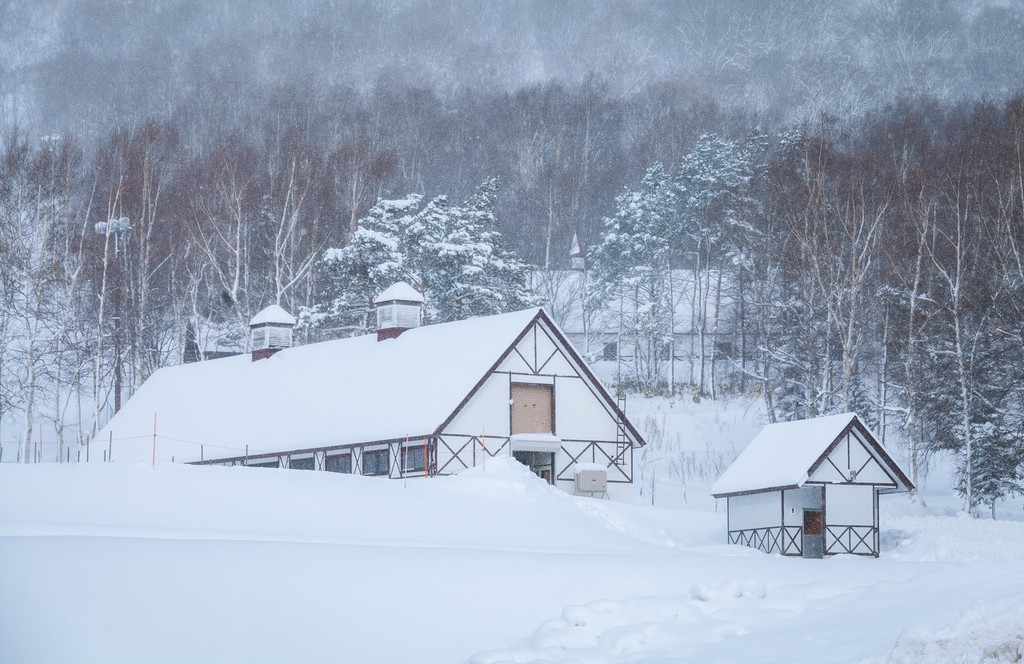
374, 282, 424, 341
250, 304, 296, 361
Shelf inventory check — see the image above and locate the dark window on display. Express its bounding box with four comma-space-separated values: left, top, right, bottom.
248, 460, 278, 469
290, 456, 315, 471
325, 454, 351, 473
403, 446, 426, 473
602, 342, 618, 361
363, 449, 389, 476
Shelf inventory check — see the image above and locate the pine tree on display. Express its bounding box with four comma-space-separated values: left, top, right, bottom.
423, 178, 538, 322
301, 179, 536, 336
299, 196, 416, 337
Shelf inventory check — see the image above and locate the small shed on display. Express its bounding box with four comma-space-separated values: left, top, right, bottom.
711, 413, 913, 558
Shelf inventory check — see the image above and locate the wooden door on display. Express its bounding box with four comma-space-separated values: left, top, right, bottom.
510, 383, 554, 435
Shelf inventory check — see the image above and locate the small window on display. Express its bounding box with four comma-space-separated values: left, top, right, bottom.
403, 446, 426, 473
289, 456, 315, 471
248, 459, 278, 469
363, 449, 389, 476
602, 342, 618, 361
325, 454, 351, 473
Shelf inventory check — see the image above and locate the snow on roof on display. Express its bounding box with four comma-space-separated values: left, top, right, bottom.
710, 413, 858, 497
374, 281, 424, 304
95, 308, 543, 464
249, 305, 296, 327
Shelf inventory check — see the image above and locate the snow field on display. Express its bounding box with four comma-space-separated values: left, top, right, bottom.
2, 396, 1024, 663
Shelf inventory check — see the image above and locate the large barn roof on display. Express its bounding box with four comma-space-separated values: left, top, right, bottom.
710, 413, 911, 497
95, 308, 545, 464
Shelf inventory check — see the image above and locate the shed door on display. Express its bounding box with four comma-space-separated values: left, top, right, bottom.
802, 509, 823, 559
511, 383, 554, 435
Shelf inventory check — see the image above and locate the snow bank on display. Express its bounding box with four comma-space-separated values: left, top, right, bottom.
0, 457, 652, 554
886, 596, 1024, 664
468, 579, 770, 664
4, 395, 1024, 664
881, 497, 1024, 562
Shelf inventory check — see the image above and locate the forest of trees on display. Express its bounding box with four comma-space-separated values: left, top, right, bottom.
1, 0, 1023, 512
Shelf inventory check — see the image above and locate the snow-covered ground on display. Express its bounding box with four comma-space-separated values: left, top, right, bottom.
2, 396, 1023, 663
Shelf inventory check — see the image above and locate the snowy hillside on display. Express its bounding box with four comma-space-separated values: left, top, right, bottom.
2, 397, 1023, 663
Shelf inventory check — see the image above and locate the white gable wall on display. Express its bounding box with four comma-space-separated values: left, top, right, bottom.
442, 319, 635, 500
443, 372, 511, 438
808, 429, 895, 487
446, 320, 626, 443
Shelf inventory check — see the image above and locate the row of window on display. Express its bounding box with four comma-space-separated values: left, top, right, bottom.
248, 446, 427, 475
599, 340, 736, 362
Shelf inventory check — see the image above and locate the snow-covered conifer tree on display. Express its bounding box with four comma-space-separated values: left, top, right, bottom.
301, 179, 536, 335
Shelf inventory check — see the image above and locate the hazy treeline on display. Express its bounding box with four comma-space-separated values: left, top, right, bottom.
4, 0, 1023, 137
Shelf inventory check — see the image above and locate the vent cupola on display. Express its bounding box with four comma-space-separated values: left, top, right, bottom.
250, 304, 296, 361
374, 282, 424, 341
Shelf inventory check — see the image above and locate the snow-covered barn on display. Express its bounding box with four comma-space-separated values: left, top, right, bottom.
711, 413, 913, 557
92, 282, 644, 501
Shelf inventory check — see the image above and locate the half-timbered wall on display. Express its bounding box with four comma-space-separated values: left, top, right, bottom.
727, 491, 783, 553
824, 483, 877, 556
442, 318, 635, 500
808, 428, 895, 488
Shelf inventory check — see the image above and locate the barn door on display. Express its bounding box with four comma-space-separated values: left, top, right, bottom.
512, 451, 555, 484
802, 510, 823, 559
510, 383, 554, 435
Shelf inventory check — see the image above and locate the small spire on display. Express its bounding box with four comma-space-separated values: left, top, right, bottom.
570, 230, 585, 271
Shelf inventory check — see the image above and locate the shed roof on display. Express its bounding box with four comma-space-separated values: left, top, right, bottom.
710, 413, 911, 497
95, 308, 544, 464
